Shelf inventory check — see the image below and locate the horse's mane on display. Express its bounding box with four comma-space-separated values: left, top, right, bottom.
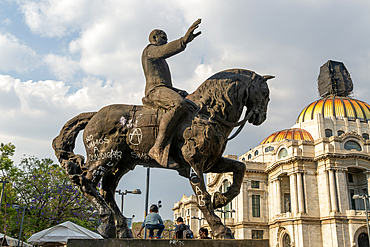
188, 69, 257, 117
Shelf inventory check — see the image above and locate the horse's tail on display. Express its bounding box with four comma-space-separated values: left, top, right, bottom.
52, 112, 97, 174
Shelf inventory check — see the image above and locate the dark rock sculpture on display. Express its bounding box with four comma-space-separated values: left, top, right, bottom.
52, 19, 273, 239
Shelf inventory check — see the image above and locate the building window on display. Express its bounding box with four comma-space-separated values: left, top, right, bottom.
363, 133, 369, 140
338, 130, 345, 136
220, 180, 232, 218
348, 173, 353, 183
344, 141, 362, 151
254, 150, 259, 156
248, 154, 252, 160
251, 181, 260, 188
325, 129, 333, 138
265, 146, 274, 152
252, 195, 260, 217
187, 209, 190, 216
283, 234, 291, 247
350, 190, 356, 210
358, 233, 369, 247
284, 193, 291, 213
252, 230, 263, 239
278, 148, 288, 159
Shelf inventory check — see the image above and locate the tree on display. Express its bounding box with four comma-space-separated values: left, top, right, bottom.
0, 143, 100, 242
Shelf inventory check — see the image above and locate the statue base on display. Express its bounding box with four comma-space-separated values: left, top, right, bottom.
67, 239, 269, 247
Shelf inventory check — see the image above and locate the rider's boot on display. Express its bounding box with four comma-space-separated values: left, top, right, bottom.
149, 108, 183, 168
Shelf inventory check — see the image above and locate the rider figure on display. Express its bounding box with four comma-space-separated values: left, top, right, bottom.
142, 19, 201, 168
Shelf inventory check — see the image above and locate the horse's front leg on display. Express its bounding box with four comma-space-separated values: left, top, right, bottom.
207, 157, 246, 209
188, 167, 233, 239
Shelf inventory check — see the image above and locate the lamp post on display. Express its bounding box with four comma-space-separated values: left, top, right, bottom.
353, 194, 370, 247
115, 189, 142, 214
215, 208, 236, 225
0, 180, 9, 212
13, 205, 27, 247
144, 166, 150, 239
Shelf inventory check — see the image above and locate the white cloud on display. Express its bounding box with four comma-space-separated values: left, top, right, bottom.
19, 0, 92, 37
0, 32, 40, 73
43, 54, 79, 81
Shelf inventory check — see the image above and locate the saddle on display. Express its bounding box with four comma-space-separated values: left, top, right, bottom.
141, 97, 200, 112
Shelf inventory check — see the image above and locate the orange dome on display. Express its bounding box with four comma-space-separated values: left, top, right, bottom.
296, 96, 370, 124
260, 128, 314, 144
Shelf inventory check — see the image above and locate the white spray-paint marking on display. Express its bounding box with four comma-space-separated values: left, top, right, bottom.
85, 135, 109, 148
129, 128, 142, 145
88, 149, 122, 161
169, 240, 184, 246
195, 186, 206, 206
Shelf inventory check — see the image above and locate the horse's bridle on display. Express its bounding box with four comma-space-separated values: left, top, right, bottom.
213, 109, 254, 141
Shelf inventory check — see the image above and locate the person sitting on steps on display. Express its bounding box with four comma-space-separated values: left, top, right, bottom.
141, 19, 202, 169
137, 204, 164, 239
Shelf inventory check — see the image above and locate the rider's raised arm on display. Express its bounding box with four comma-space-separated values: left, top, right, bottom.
145, 38, 187, 60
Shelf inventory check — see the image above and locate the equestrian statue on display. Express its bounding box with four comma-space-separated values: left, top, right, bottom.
52, 19, 274, 239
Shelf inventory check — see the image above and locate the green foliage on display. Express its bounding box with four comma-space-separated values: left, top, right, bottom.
0, 143, 100, 242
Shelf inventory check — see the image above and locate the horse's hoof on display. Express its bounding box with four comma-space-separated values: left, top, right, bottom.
97, 224, 116, 238
213, 191, 228, 209
117, 228, 134, 238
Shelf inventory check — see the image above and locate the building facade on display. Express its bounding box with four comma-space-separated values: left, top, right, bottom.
173, 66, 370, 246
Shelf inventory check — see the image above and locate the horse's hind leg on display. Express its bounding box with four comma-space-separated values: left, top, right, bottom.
207, 157, 246, 209
100, 161, 134, 238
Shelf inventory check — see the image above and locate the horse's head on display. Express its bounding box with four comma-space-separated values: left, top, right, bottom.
244, 74, 273, 125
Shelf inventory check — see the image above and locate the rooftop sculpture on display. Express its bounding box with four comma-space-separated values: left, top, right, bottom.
52, 19, 273, 239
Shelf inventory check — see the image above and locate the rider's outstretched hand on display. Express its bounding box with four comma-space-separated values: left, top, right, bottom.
184, 19, 202, 44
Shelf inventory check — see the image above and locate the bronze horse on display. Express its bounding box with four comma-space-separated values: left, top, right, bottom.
52, 68, 272, 239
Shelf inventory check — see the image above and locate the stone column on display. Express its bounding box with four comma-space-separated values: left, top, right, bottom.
297, 172, 305, 213
329, 169, 339, 212
365, 170, 370, 196
289, 172, 297, 214
276, 178, 281, 214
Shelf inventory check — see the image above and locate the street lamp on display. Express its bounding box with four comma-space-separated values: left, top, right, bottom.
215, 208, 236, 225
144, 166, 150, 239
115, 189, 142, 214
353, 194, 370, 247
0, 180, 9, 212
13, 204, 27, 247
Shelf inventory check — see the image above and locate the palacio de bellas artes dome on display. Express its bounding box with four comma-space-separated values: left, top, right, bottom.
173, 60, 370, 247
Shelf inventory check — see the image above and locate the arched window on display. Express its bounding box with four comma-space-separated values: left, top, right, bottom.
278, 148, 288, 159
219, 180, 232, 218
358, 232, 369, 247
338, 130, 345, 136
254, 150, 259, 156
363, 133, 369, 140
325, 129, 333, 138
344, 141, 362, 151
265, 146, 274, 152
283, 234, 291, 247
248, 154, 252, 160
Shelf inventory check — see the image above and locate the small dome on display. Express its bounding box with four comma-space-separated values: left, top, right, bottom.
296, 96, 370, 124
260, 128, 314, 144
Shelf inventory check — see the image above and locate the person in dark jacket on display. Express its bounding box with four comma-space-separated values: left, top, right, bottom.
174, 217, 187, 239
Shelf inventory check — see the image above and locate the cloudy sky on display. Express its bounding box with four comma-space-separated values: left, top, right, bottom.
1, 0, 370, 222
